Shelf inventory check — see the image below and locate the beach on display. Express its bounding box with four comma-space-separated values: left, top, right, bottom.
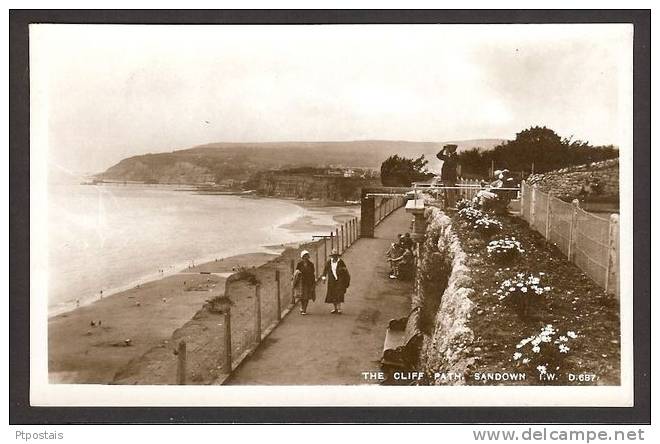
47, 193, 360, 384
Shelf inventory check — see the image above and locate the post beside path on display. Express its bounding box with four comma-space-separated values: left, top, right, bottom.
405, 198, 426, 243
360, 187, 410, 238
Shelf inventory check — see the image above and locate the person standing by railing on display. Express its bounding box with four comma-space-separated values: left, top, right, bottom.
436, 144, 459, 208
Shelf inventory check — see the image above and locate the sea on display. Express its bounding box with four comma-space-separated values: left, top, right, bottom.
47, 182, 359, 316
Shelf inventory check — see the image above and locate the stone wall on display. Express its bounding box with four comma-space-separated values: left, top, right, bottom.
416, 207, 476, 384
526, 158, 619, 202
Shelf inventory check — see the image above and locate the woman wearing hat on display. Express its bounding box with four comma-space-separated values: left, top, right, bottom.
321, 249, 351, 314
293, 250, 316, 315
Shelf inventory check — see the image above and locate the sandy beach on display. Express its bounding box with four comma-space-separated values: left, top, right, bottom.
47, 200, 360, 384
48, 251, 277, 384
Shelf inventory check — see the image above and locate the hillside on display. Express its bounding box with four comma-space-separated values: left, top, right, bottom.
98, 139, 507, 185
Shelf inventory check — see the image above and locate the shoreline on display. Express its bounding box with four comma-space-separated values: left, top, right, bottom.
48, 195, 358, 318
48, 198, 360, 384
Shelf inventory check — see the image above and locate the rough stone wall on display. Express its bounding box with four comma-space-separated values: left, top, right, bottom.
526, 158, 619, 202
417, 207, 476, 384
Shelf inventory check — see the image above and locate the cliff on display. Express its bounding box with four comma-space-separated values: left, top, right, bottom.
96, 139, 507, 184
251, 170, 379, 201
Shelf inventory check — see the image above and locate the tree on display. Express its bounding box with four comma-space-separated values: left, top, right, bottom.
456, 126, 619, 177
380, 154, 433, 187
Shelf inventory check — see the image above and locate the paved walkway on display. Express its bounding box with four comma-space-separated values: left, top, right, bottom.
227, 208, 413, 385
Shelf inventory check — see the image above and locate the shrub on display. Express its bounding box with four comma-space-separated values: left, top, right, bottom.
205, 295, 234, 314
496, 272, 550, 317
227, 266, 260, 286
512, 325, 579, 381
457, 206, 484, 222
456, 198, 476, 211
487, 237, 525, 263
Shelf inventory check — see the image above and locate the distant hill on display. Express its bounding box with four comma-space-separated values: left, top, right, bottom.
98, 139, 507, 184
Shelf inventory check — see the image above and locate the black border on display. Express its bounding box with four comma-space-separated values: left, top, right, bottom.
9, 9, 650, 424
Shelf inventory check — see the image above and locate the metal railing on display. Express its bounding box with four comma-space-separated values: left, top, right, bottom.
373, 195, 406, 226
171, 216, 364, 384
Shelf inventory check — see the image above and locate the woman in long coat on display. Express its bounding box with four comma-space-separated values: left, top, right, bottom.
321, 249, 350, 314
293, 250, 316, 315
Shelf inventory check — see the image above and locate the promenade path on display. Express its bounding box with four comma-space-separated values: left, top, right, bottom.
227, 208, 413, 385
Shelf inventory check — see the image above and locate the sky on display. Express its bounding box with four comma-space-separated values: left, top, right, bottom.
30, 24, 633, 174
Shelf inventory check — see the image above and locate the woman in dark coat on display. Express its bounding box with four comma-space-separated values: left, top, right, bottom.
293, 250, 316, 315
321, 249, 350, 314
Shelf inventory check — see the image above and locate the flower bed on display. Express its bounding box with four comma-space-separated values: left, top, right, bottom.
472, 214, 503, 236
487, 237, 525, 264
451, 211, 620, 385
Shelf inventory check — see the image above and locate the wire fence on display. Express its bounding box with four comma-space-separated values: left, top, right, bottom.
519, 181, 619, 298
173, 209, 392, 384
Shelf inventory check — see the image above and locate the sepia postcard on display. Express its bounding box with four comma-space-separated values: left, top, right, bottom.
26, 21, 638, 408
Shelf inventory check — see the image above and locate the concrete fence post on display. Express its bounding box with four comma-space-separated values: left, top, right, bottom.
352, 219, 356, 244
223, 309, 232, 373
347, 219, 352, 246
545, 191, 552, 240
254, 284, 262, 344
605, 214, 619, 297
176, 340, 186, 384
520, 180, 526, 219
314, 246, 319, 279
530, 185, 537, 228
323, 235, 327, 264
289, 259, 295, 304
341, 224, 345, 251
343, 223, 346, 249
568, 199, 580, 262
275, 269, 281, 321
